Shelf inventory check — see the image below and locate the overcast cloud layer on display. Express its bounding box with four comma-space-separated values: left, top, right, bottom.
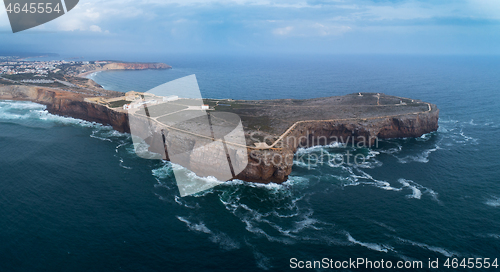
1, 0, 499, 55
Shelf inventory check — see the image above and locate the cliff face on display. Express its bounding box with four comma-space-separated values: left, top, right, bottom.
0, 86, 439, 184
48, 99, 130, 133
70, 62, 172, 77
44, 96, 438, 185
235, 106, 439, 183
102, 63, 171, 71
0, 85, 130, 132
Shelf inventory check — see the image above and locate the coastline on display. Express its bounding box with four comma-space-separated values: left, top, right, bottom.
77, 69, 103, 78
0, 84, 439, 184
73, 62, 172, 79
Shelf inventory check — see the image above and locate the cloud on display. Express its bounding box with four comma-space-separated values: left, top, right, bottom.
0, 5, 10, 29
466, 0, 500, 20
142, 0, 313, 7
18, 0, 500, 34
89, 25, 102, 32
313, 23, 351, 36
2, 0, 500, 55
40, 2, 110, 32
273, 26, 293, 35
273, 22, 351, 36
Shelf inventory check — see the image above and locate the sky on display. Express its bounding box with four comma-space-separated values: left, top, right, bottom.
1, 0, 500, 56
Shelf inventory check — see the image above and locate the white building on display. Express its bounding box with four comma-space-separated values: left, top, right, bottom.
163, 95, 179, 102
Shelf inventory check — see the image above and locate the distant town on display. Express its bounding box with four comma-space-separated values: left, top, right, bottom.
0, 58, 108, 77
0, 56, 117, 97
0, 56, 170, 98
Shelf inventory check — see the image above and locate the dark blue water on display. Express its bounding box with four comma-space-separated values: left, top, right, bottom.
1, 55, 500, 271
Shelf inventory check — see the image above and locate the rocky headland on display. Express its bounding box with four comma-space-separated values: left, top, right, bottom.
0, 84, 439, 184
74, 62, 172, 77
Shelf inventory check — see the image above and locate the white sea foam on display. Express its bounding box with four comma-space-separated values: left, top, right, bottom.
339, 165, 440, 202
153, 178, 175, 191
246, 242, 273, 270
398, 179, 422, 199
294, 143, 354, 169
118, 158, 132, 170
355, 157, 383, 169
416, 132, 434, 142
1, 100, 132, 178
343, 167, 401, 191
294, 159, 316, 168
485, 196, 500, 207
289, 213, 322, 233
177, 215, 242, 250
397, 238, 459, 257
0, 100, 114, 130
396, 145, 440, 164
0, 100, 45, 110
295, 142, 345, 154
284, 176, 310, 186
152, 163, 174, 179
485, 122, 497, 128
218, 182, 334, 246
163, 163, 225, 197
458, 130, 477, 144
378, 142, 403, 155
176, 216, 212, 234
398, 178, 440, 202
428, 189, 441, 203
438, 118, 480, 146
240, 217, 295, 244
209, 232, 241, 251
257, 209, 323, 239
173, 195, 199, 209
103, 130, 129, 138
90, 130, 113, 142
487, 234, 500, 239
130, 138, 162, 159
223, 179, 284, 191
253, 251, 272, 271
371, 220, 396, 232
346, 233, 393, 253
153, 163, 220, 197
366, 150, 380, 158
326, 153, 347, 168
115, 142, 128, 153
86, 70, 102, 79
438, 119, 460, 124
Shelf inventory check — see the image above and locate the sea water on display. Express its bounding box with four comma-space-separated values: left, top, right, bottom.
1, 54, 499, 271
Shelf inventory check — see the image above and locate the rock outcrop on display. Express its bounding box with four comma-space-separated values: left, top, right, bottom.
102, 62, 171, 70
67, 62, 172, 77
236, 105, 439, 183
0, 85, 130, 132
0, 86, 439, 184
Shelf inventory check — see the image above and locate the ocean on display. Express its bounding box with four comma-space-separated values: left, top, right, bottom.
1, 54, 499, 271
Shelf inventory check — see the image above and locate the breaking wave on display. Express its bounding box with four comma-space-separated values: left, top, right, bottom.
1, 100, 136, 172
396, 238, 459, 257
485, 196, 500, 207
395, 145, 440, 164
347, 233, 394, 253
0, 100, 104, 128
176, 216, 240, 251
398, 178, 439, 201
